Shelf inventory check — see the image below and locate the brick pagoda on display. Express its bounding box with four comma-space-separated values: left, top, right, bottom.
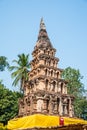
18, 18, 74, 118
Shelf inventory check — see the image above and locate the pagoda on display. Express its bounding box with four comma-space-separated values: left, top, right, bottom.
18, 18, 74, 118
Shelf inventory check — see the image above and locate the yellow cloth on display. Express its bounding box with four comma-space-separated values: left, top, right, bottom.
7, 114, 87, 130
64, 117, 87, 125
7, 114, 59, 130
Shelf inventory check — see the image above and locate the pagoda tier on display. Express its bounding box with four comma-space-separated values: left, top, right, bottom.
30, 52, 59, 70
18, 90, 74, 116
29, 64, 62, 80
18, 18, 74, 118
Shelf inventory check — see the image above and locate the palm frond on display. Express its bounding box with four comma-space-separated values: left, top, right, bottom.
10, 53, 30, 88
9, 66, 19, 71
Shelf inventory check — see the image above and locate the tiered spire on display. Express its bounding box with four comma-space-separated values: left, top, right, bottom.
36, 18, 53, 48
40, 18, 46, 30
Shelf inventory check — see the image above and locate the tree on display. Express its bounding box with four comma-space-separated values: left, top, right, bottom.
62, 67, 86, 118
9, 53, 30, 91
0, 55, 9, 91
0, 56, 9, 71
75, 96, 87, 120
0, 82, 22, 125
62, 67, 84, 97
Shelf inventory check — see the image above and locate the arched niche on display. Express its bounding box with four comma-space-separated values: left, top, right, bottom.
51, 70, 53, 77
45, 68, 48, 76
47, 99, 49, 112
44, 59, 46, 65
56, 71, 59, 79
44, 49, 46, 54
48, 60, 51, 66
67, 99, 70, 115
52, 51, 54, 56
53, 61, 55, 67
61, 82, 64, 94
52, 81, 56, 91
45, 79, 49, 90
57, 98, 60, 114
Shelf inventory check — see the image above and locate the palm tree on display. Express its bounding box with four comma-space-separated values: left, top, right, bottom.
9, 53, 30, 91
0, 56, 9, 71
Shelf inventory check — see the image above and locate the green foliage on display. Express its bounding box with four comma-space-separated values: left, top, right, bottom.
62, 67, 84, 97
0, 54, 28, 124
62, 67, 87, 118
0, 82, 22, 125
9, 53, 30, 90
0, 123, 7, 130
78, 97, 87, 119
0, 56, 9, 71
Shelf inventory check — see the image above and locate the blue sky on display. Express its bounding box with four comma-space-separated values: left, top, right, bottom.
0, 0, 87, 91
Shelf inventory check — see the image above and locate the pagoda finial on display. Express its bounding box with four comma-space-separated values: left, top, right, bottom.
40, 18, 46, 30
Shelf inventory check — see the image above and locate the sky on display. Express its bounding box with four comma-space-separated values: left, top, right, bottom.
0, 0, 87, 91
